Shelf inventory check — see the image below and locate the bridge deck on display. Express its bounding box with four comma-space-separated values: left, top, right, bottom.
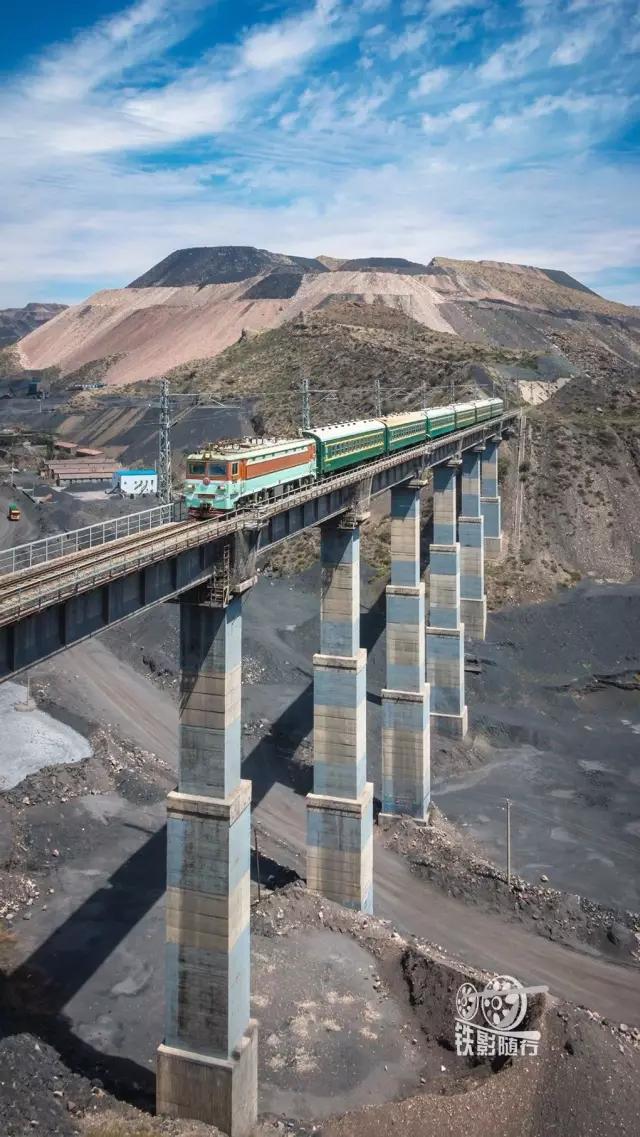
0, 412, 519, 678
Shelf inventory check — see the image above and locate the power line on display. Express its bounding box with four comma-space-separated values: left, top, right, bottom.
298, 371, 339, 430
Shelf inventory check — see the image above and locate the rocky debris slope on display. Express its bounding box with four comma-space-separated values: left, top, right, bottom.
488, 337, 640, 603
385, 808, 640, 964
162, 303, 536, 434
0, 722, 174, 929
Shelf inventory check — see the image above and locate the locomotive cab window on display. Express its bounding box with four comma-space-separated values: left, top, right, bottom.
189, 461, 206, 476
207, 461, 227, 477
231, 462, 239, 476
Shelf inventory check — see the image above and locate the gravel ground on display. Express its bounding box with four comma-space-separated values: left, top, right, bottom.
384, 809, 640, 964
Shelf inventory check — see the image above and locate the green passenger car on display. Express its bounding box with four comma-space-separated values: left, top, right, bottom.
425, 405, 456, 438
381, 411, 428, 452
303, 419, 386, 475
454, 402, 477, 430
474, 399, 492, 423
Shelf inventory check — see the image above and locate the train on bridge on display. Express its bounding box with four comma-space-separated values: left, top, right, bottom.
183, 397, 503, 516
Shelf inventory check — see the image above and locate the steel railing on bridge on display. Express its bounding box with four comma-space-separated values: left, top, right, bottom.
0, 502, 181, 577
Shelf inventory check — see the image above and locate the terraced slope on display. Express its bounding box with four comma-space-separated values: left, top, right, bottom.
16, 247, 640, 387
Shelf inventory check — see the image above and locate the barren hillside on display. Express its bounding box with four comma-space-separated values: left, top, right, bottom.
16, 246, 640, 387
0, 302, 66, 349
163, 301, 640, 600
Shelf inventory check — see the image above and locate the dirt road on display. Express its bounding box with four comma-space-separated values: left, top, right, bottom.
36, 639, 640, 1025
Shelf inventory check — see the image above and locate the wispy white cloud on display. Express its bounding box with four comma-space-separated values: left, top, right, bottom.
389, 24, 428, 59
1, 0, 353, 161
428, 0, 476, 14
491, 91, 630, 133
551, 27, 598, 66
414, 66, 450, 95
240, 0, 344, 71
25, 0, 198, 102
477, 31, 542, 82
359, 0, 391, 12
422, 100, 481, 130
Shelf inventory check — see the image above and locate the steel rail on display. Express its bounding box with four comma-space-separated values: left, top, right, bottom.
0, 520, 205, 603
0, 502, 177, 578
0, 412, 519, 628
0, 516, 196, 590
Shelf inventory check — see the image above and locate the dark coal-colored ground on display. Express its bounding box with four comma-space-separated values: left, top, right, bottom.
385, 811, 639, 963
102, 569, 640, 916
129, 246, 328, 288
1, 884, 638, 1137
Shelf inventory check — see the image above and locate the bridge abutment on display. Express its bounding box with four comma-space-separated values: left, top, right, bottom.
380, 483, 430, 821
157, 589, 257, 1137
480, 437, 503, 559
459, 447, 487, 641
307, 520, 373, 912
426, 462, 468, 738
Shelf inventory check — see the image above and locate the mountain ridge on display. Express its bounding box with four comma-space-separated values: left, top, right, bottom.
15, 246, 640, 387
0, 302, 67, 349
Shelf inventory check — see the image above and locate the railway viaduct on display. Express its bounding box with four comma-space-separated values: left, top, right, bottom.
0, 409, 519, 1135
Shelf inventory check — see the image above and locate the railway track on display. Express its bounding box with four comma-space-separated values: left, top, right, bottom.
0, 518, 198, 589
0, 516, 232, 626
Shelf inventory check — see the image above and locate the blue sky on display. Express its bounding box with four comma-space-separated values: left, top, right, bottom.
1, 0, 638, 306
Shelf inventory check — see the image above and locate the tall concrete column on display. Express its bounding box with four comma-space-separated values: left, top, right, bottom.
459, 446, 487, 641
157, 591, 257, 1137
480, 437, 503, 559
380, 482, 430, 821
426, 461, 468, 738
307, 520, 373, 912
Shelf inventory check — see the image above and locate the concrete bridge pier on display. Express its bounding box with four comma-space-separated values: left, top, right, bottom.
458, 446, 487, 641
380, 481, 430, 821
307, 518, 373, 912
426, 461, 468, 738
157, 585, 257, 1137
480, 436, 503, 559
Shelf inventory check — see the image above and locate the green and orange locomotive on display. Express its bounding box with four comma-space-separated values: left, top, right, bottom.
182, 397, 503, 517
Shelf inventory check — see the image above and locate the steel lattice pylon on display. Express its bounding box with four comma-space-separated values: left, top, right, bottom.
158, 378, 172, 504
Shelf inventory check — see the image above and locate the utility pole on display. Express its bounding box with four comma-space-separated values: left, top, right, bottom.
374, 378, 382, 418
301, 371, 311, 431
253, 826, 262, 905
158, 377, 172, 504
506, 798, 512, 886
